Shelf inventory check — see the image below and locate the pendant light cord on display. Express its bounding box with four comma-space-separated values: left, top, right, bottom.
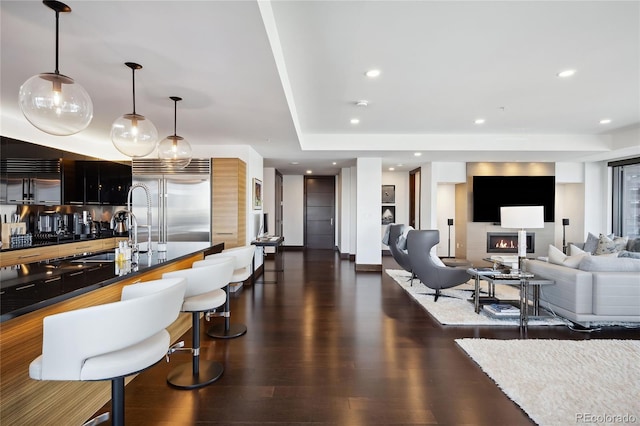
54, 10, 60, 75
131, 67, 137, 115
173, 99, 177, 136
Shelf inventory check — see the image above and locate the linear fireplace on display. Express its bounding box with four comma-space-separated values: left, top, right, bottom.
487, 232, 535, 254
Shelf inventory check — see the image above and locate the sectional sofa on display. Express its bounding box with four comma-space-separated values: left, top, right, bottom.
522, 235, 640, 327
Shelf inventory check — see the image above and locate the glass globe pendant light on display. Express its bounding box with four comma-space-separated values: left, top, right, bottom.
157, 96, 192, 169
110, 62, 158, 157
19, 1, 93, 136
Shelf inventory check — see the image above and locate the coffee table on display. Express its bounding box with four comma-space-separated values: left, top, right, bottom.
467, 268, 555, 329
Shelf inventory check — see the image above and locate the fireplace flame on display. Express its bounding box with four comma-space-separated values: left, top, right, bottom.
495, 239, 517, 249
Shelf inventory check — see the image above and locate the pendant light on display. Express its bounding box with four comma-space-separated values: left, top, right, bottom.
157, 96, 192, 169
110, 62, 158, 157
19, 0, 93, 136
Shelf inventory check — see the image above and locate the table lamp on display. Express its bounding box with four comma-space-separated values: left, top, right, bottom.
500, 206, 544, 270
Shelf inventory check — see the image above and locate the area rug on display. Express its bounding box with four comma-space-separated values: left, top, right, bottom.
456, 338, 640, 425
385, 269, 566, 326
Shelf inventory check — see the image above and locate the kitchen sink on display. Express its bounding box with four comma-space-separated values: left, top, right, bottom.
71, 252, 116, 263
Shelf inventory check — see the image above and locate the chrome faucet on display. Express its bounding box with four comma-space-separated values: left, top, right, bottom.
112, 209, 138, 252
126, 183, 153, 255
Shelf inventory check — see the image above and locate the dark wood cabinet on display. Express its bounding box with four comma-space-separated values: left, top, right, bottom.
63, 160, 131, 205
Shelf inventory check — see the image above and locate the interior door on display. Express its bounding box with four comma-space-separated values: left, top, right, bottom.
304, 176, 335, 249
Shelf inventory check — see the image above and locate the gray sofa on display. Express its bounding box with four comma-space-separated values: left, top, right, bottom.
523, 256, 640, 326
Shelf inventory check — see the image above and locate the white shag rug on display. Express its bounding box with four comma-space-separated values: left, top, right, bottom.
386, 269, 566, 326
456, 338, 640, 426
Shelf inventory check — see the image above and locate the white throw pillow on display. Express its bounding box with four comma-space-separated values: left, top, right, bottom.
430, 248, 446, 267
548, 244, 588, 269
568, 244, 588, 256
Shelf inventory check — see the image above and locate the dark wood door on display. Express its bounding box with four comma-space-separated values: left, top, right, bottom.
304, 176, 335, 249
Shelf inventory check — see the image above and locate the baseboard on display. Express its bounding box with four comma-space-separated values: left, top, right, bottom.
349, 254, 355, 261
340, 252, 350, 260
283, 245, 304, 251
355, 263, 383, 272
382, 249, 392, 256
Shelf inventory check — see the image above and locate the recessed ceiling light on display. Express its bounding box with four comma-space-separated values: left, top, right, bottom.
397, 163, 403, 167
290, 161, 299, 165
389, 167, 395, 171
355, 100, 369, 107
306, 170, 312, 174
474, 119, 485, 124
365, 69, 380, 78
350, 118, 360, 124
332, 162, 337, 165
557, 69, 576, 78
600, 119, 612, 124
414, 152, 422, 157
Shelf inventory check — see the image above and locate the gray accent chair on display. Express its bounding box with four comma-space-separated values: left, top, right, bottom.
407, 229, 471, 301
388, 224, 415, 285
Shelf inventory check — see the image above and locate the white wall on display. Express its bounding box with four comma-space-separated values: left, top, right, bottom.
282, 175, 304, 246
338, 167, 352, 255
436, 184, 456, 256
350, 165, 357, 256
356, 158, 382, 267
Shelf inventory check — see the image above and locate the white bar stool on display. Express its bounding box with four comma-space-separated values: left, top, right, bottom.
162, 257, 234, 389
29, 278, 187, 426
193, 245, 255, 339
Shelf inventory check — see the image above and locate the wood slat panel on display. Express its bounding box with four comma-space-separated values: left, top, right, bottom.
0, 252, 202, 426
212, 158, 246, 249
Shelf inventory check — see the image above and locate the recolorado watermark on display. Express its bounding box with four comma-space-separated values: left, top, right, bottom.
576, 413, 638, 424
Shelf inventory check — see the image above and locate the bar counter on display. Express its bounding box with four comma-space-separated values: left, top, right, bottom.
1, 242, 220, 322
0, 242, 223, 426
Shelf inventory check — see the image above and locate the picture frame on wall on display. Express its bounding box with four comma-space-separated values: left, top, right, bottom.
253, 178, 262, 210
382, 185, 395, 203
381, 206, 395, 225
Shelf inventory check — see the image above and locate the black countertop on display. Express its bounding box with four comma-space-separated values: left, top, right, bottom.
0, 242, 222, 322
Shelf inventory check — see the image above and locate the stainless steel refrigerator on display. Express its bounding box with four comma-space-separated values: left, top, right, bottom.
131, 159, 211, 243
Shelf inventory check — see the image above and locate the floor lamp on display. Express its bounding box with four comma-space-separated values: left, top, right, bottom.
447, 218, 454, 258
500, 206, 544, 272
562, 218, 570, 254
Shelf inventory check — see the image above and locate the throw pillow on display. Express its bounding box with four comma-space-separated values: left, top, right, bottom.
583, 232, 600, 254
627, 237, 640, 252
619, 250, 640, 259
568, 244, 588, 256
431, 249, 446, 267
595, 234, 628, 255
548, 244, 587, 269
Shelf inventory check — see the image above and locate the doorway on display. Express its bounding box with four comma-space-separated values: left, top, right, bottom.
409, 168, 421, 229
304, 176, 335, 249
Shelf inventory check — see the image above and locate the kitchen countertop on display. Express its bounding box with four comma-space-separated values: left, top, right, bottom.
0, 242, 222, 322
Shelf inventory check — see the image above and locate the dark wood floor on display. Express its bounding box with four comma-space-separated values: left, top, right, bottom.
94, 250, 638, 425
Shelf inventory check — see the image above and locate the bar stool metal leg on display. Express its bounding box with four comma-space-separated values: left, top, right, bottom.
206, 285, 247, 339
167, 312, 224, 389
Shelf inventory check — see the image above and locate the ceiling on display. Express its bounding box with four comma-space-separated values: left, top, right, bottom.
1, 1, 639, 175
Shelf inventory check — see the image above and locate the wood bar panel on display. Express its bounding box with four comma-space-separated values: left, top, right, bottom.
0, 251, 203, 426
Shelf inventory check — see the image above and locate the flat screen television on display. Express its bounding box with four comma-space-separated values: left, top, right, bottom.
472, 176, 555, 222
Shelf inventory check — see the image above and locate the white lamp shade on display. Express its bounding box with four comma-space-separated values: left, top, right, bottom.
110, 113, 158, 157
19, 73, 93, 136
500, 206, 544, 229
157, 136, 192, 169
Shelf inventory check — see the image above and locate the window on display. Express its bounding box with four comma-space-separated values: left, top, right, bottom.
611, 158, 640, 238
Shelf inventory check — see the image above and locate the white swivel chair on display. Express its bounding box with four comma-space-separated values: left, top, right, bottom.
29, 278, 187, 426
162, 257, 234, 389
193, 244, 256, 339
